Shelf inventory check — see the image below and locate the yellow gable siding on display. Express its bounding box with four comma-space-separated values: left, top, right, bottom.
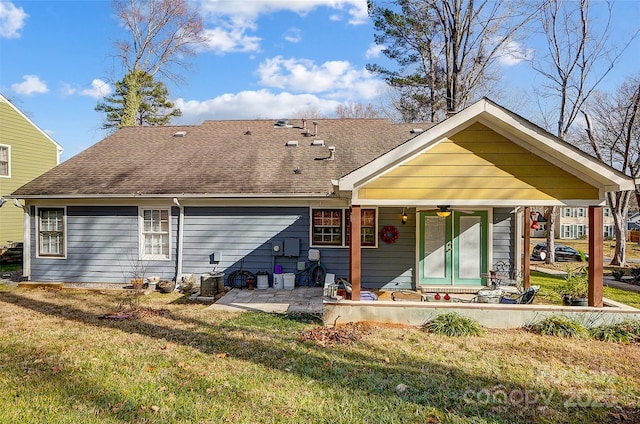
358, 123, 598, 201
0, 99, 59, 245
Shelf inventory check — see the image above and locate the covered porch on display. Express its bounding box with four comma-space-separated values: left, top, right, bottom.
337, 99, 636, 310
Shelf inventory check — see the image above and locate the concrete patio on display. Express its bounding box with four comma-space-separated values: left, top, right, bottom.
207, 286, 324, 314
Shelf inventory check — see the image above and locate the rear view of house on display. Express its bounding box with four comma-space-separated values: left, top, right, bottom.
9, 99, 636, 307
0, 93, 63, 249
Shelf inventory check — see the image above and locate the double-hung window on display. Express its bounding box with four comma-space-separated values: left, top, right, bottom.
140, 208, 170, 259
311, 208, 377, 247
0, 145, 9, 177
38, 208, 65, 257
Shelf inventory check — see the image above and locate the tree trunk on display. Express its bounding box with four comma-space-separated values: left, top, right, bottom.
120, 71, 143, 127
608, 191, 631, 266
545, 206, 556, 264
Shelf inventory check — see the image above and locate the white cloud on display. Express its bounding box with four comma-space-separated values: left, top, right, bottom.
0, 0, 27, 39
199, 0, 367, 24
497, 40, 534, 66
79, 79, 113, 99
197, 0, 368, 53
256, 56, 386, 99
11, 75, 48, 95
365, 43, 385, 59
200, 16, 261, 54
283, 27, 302, 43
173, 90, 340, 122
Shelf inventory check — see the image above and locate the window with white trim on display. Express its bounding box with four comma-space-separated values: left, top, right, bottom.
0, 145, 9, 177
576, 208, 586, 218
38, 208, 65, 257
603, 225, 615, 238
561, 225, 572, 238
563, 208, 572, 217
311, 208, 377, 247
312, 209, 343, 246
604, 207, 611, 217
140, 208, 170, 259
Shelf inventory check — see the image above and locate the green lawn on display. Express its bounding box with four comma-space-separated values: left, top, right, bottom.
1, 284, 639, 424
530, 270, 640, 309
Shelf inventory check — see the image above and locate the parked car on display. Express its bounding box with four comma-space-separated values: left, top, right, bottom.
531, 243, 587, 261
0, 243, 23, 265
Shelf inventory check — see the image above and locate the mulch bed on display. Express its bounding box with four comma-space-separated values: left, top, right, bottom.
299, 322, 371, 346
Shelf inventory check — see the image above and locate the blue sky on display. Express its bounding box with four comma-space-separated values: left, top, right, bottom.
1, 0, 639, 162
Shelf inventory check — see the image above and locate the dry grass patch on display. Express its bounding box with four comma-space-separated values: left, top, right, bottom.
1, 284, 639, 423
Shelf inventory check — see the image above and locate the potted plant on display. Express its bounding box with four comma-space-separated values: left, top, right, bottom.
559, 267, 588, 306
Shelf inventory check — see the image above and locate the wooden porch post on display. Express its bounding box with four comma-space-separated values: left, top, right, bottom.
349, 205, 361, 301
588, 205, 604, 307
523, 207, 531, 289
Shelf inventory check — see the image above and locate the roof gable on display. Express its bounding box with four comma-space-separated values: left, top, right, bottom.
339, 98, 635, 198
0, 93, 63, 161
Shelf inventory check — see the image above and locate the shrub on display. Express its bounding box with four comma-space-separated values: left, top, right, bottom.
527, 315, 589, 338
423, 312, 484, 337
558, 267, 588, 299
630, 267, 640, 283
611, 268, 627, 282
590, 320, 640, 344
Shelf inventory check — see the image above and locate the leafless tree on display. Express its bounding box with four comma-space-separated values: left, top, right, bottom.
335, 102, 380, 119
367, 0, 538, 121
531, 0, 637, 263
583, 75, 640, 265
112, 0, 205, 127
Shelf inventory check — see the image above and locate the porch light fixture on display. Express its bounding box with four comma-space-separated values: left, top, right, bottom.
401, 208, 408, 224
436, 205, 451, 217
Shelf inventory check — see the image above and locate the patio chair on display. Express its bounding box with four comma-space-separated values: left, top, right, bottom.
499, 285, 540, 304
490, 261, 522, 291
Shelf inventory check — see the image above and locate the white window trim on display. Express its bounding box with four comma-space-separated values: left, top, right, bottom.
139, 207, 172, 260
309, 207, 378, 248
36, 206, 67, 259
0, 144, 10, 178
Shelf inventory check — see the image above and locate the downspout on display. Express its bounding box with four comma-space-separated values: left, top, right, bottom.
23, 204, 31, 280
173, 198, 184, 282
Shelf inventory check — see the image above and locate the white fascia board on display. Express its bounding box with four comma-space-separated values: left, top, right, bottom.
350, 198, 607, 207
477, 103, 635, 192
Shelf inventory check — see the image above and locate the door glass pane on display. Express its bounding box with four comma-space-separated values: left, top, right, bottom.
424, 216, 446, 279
458, 216, 481, 278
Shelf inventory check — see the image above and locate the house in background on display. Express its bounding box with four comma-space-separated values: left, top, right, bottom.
530, 206, 616, 240
9, 98, 636, 307
0, 93, 63, 248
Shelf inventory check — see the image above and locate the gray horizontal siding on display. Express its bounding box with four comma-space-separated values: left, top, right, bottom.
492, 208, 514, 267
182, 207, 311, 286
361, 208, 414, 290
30, 206, 178, 283
28, 205, 513, 290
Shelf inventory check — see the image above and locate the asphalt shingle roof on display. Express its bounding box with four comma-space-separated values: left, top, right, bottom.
13, 118, 429, 197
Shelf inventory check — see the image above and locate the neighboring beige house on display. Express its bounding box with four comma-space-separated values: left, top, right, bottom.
530, 206, 615, 239
0, 93, 63, 248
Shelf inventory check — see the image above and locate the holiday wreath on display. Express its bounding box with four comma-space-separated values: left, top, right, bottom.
380, 225, 399, 244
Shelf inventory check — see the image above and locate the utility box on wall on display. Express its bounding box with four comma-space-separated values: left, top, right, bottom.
283, 238, 300, 257
271, 240, 284, 256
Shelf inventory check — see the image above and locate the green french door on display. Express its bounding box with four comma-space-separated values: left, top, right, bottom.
418, 211, 488, 286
